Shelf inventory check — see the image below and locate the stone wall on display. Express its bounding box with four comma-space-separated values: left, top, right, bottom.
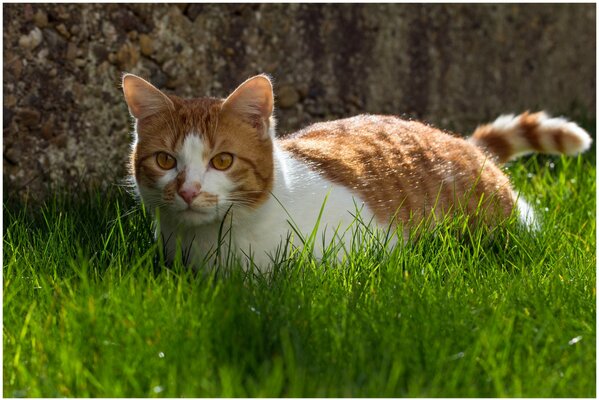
3, 4, 595, 200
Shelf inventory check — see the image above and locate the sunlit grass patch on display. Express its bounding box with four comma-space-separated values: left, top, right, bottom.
3, 153, 595, 397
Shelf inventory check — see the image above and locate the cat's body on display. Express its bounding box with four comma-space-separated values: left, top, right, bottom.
123, 74, 591, 271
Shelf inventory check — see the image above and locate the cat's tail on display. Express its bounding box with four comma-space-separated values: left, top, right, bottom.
469, 111, 592, 163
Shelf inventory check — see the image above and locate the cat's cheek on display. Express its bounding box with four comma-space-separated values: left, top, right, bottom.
202, 170, 236, 203
163, 180, 189, 211
157, 171, 188, 209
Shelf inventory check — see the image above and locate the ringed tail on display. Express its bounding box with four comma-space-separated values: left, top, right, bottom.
469, 111, 592, 163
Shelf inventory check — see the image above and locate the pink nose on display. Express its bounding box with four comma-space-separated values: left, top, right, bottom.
178, 186, 200, 205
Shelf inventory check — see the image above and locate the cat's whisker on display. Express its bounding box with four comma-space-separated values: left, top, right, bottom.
223, 197, 260, 207
225, 201, 257, 208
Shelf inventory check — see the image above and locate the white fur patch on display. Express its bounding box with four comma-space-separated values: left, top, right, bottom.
230, 146, 380, 266
180, 134, 205, 167
179, 134, 236, 215
539, 117, 592, 155
179, 133, 234, 198
516, 196, 538, 230
171, 134, 207, 212
491, 114, 519, 131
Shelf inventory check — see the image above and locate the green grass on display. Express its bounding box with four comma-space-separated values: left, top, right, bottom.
3, 154, 595, 397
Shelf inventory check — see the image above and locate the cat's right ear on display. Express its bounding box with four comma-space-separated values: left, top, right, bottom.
122, 73, 174, 119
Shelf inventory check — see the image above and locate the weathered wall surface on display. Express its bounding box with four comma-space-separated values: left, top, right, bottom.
3, 4, 595, 200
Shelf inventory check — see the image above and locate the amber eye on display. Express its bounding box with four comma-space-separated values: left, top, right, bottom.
156, 152, 176, 170
210, 152, 234, 171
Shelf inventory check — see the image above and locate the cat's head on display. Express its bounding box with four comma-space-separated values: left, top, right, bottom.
122, 73, 275, 226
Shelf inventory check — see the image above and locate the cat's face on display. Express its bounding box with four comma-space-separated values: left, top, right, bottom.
123, 74, 275, 226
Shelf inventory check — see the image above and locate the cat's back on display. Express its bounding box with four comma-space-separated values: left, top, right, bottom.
279, 114, 514, 224
280, 114, 459, 158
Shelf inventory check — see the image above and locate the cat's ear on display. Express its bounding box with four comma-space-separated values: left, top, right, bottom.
122, 73, 174, 119
221, 75, 274, 135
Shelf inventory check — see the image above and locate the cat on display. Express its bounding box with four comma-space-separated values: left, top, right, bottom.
122, 73, 592, 271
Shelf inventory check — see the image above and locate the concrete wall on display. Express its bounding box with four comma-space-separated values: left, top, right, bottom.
3, 4, 595, 200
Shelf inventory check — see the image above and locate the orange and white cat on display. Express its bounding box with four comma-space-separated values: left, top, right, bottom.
122, 73, 591, 270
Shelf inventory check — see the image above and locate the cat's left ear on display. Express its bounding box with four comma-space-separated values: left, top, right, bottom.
221, 75, 274, 136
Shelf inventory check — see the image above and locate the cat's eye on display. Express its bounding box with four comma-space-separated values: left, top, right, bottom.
211, 152, 234, 171
156, 152, 176, 170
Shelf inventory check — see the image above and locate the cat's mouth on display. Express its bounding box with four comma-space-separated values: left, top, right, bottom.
181, 206, 212, 215
177, 206, 220, 225
182, 202, 223, 216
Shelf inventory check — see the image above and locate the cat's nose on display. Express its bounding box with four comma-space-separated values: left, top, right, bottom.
178, 185, 200, 205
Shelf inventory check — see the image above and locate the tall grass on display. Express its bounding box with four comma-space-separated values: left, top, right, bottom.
3, 154, 595, 397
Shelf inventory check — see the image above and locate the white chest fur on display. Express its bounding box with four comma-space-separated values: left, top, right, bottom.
157, 145, 379, 271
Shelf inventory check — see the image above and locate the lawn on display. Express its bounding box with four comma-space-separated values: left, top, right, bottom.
3, 153, 596, 397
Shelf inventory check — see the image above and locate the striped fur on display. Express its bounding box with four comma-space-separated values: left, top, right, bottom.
280, 115, 515, 228
469, 111, 592, 163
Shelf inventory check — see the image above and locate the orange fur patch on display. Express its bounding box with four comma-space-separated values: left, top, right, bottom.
519, 111, 543, 152
280, 115, 515, 227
